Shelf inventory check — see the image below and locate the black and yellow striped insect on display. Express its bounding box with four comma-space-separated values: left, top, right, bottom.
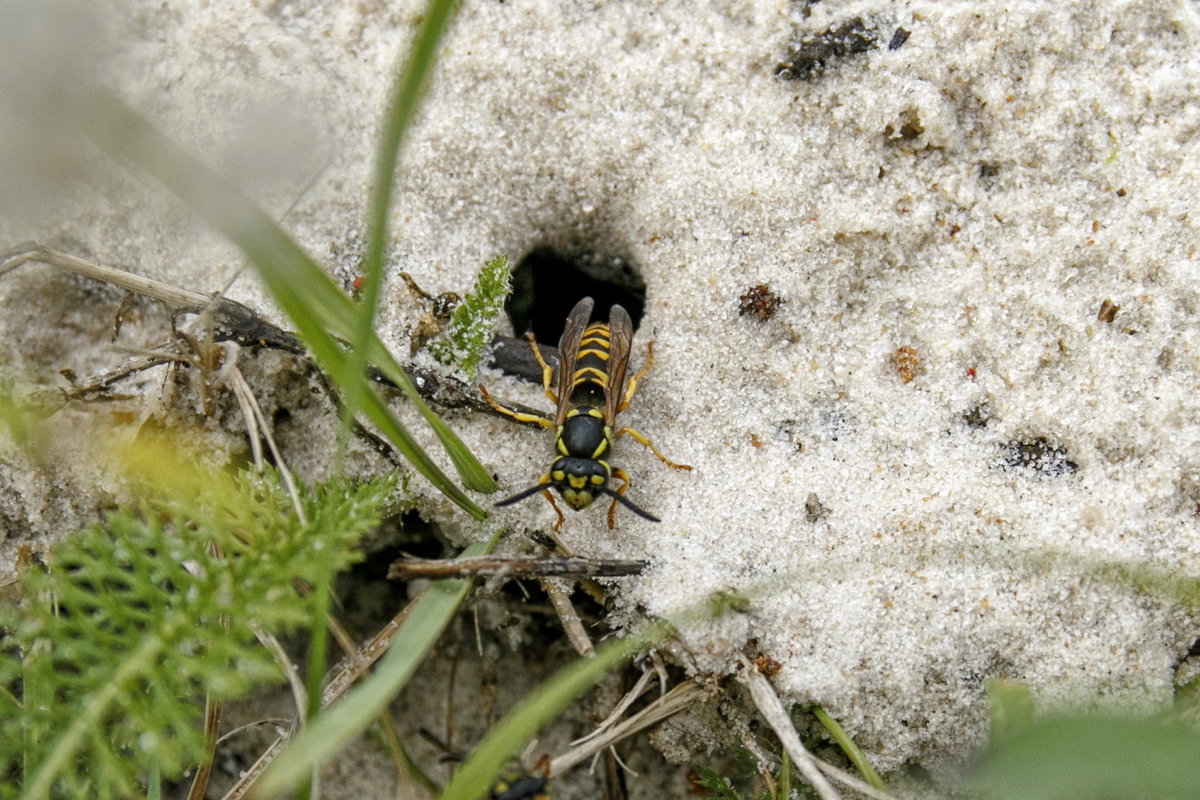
490, 769, 550, 800
481, 297, 690, 529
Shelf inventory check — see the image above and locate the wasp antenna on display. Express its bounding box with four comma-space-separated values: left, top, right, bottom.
494, 482, 551, 508
602, 488, 660, 522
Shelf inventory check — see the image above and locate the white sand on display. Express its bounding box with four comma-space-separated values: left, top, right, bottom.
3, 0, 1200, 786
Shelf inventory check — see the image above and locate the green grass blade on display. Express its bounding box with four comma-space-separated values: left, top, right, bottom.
811, 706, 884, 790
357, 381, 487, 518
303, 570, 334, 724
344, 0, 460, 453
73, 86, 495, 509
256, 534, 499, 797
985, 678, 1035, 745
973, 715, 1200, 800
437, 620, 673, 800
367, 345, 498, 493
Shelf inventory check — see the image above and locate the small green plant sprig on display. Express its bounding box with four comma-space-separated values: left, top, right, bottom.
0, 468, 394, 800
428, 253, 512, 379
691, 766, 742, 800
689, 755, 796, 800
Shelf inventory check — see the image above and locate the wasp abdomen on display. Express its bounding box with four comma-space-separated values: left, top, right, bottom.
568, 321, 614, 406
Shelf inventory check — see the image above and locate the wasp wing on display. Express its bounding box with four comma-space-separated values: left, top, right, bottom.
555, 297, 594, 426
603, 303, 634, 425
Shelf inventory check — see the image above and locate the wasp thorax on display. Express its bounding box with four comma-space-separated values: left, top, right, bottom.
558, 408, 611, 459
551, 455, 610, 510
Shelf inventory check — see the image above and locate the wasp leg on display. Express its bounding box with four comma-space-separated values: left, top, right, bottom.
616, 425, 693, 471
523, 332, 558, 407
478, 384, 553, 428
607, 467, 632, 529
541, 488, 566, 531
617, 341, 655, 413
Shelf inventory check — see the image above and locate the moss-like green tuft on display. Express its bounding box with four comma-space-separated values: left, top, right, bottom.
0, 471, 393, 800
428, 254, 511, 379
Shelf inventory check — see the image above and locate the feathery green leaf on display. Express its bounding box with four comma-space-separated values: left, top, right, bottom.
0, 472, 392, 800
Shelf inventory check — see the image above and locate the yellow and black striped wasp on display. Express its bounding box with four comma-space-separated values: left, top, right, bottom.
490, 767, 550, 800
480, 297, 690, 529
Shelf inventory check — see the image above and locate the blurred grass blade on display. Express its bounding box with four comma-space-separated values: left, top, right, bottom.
256, 535, 498, 797
985, 678, 1035, 745
973, 714, 1200, 800
437, 620, 673, 800
345, 0, 459, 443
73, 85, 494, 510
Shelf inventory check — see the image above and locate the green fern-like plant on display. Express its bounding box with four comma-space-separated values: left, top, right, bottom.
428, 254, 512, 379
690, 765, 742, 800
0, 470, 393, 800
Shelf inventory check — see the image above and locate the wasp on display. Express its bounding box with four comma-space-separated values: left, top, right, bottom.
480, 297, 690, 529
491, 769, 550, 800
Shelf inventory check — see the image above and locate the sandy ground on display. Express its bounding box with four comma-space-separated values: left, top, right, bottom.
3, 0, 1200, 794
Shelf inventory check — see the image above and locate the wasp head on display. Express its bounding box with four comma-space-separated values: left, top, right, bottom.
550, 455, 609, 509
494, 458, 659, 524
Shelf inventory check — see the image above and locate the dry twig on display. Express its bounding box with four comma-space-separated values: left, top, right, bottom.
387, 554, 646, 581
737, 658, 841, 800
